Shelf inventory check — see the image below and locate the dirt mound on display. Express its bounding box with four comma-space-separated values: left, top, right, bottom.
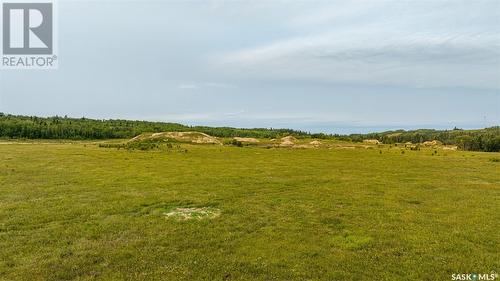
289, 140, 323, 149
309, 140, 322, 146
422, 140, 442, 146
281, 136, 297, 141
130, 132, 222, 145
233, 137, 260, 143
363, 139, 380, 145
280, 136, 297, 147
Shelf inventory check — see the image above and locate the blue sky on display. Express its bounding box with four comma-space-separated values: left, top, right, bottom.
1, 0, 499, 134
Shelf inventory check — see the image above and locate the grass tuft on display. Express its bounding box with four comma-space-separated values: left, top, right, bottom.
330, 231, 373, 250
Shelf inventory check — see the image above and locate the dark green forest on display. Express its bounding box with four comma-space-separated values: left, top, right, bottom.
0, 113, 498, 152
0, 113, 308, 140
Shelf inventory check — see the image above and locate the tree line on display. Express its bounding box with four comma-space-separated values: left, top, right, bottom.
0, 113, 309, 140
0, 113, 498, 152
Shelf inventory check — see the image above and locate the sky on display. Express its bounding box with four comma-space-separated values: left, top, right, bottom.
0, 0, 499, 134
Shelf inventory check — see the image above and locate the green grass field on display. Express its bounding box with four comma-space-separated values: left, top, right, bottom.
0, 142, 499, 280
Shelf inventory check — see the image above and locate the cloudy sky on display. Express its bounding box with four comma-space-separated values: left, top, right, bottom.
1, 0, 499, 133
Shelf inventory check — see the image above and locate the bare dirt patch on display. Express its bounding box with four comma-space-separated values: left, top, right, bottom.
164, 207, 221, 220
233, 137, 260, 143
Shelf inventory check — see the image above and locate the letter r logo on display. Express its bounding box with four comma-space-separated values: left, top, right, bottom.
2, 3, 53, 55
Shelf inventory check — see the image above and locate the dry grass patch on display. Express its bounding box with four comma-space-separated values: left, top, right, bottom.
164, 207, 221, 220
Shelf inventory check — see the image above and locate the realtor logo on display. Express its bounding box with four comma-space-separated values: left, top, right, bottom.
1, 0, 58, 69
3, 2, 53, 54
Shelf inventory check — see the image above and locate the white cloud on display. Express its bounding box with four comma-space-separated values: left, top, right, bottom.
215, 1, 500, 89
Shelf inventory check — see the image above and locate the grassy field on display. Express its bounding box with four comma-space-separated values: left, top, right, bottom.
0, 141, 499, 280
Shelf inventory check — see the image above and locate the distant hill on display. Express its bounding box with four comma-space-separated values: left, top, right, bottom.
338, 127, 500, 152
0, 113, 498, 152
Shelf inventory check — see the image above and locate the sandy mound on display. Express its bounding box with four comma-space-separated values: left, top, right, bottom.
280, 136, 297, 147
363, 139, 380, 145
422, 140, 442, 146
233, 137, 260, 143
130, 132, 222, 145
443, 146, 458, 151
291, 140, 324, 148
309, 140, 322, 146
